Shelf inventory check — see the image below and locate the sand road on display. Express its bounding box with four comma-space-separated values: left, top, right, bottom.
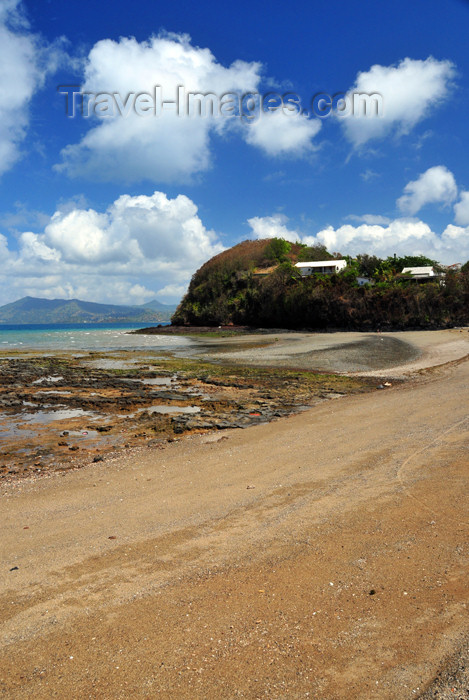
1, 354, 468, 698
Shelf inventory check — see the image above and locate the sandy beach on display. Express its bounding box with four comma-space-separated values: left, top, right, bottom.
1, 329, 468, 698
185, 327, 469, 377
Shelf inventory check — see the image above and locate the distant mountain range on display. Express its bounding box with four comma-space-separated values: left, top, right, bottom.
0, 296, 178, 324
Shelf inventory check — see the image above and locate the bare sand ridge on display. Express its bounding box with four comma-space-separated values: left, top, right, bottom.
1, 330, 468, 698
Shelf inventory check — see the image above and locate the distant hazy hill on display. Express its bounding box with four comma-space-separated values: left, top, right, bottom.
139, 299, 177, 312
0, 296, 178, 324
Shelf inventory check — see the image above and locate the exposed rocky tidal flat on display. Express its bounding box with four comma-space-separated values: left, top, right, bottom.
0, 350, 376, 481
2, 328, 468, 481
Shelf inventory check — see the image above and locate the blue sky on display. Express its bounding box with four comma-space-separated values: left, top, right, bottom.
1, 0, 469, 305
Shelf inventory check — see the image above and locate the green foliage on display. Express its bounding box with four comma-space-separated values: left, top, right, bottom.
297, 243, 334, 262
341, 258, 360, 282
355, 254, 382, 278
265, 237, 292, 263
384, 254, 439, 274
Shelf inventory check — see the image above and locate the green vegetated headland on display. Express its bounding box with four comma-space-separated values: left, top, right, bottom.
172, 238, 469, 330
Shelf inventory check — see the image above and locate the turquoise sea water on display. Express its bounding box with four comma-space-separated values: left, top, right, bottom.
0, 322, 194, 353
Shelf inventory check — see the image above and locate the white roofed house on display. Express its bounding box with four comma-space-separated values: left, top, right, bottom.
401, 266, 436, 278
400, 266, 444, 283
294, 260, 347, 276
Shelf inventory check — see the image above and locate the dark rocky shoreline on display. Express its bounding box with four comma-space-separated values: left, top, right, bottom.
0, 353, 379, 481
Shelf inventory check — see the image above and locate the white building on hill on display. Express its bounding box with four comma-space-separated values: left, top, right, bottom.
295, 260, 347, 276
401, 266, 436, 278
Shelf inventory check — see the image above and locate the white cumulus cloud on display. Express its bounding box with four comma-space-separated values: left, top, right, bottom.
397, 166, 458, 215
56, 33, 264, 183
56, 33, 324, 183
341, 57, 455, 147
0, 1, 43, 175
0, 1, 68, 176
247, 213, 469, 264
247, 213, 300, 243
0, 191, 225, 304
244, 109, 321, 157
454, 191, 469, 226
307, 219, 469, 264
